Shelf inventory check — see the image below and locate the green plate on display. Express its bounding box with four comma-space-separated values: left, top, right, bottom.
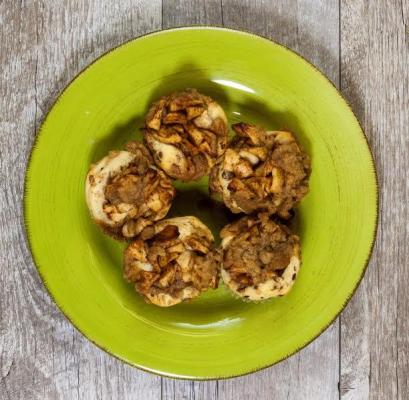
25, 27, 378, 379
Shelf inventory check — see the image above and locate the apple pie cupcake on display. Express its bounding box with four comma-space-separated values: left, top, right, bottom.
144, 89, 228, 181
210, 122, 311, 219
124, 216, 221, 307
85, 142, 176, 239
220, 213, 301, 301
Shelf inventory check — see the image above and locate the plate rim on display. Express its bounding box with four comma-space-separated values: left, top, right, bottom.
23, 25, 379, 380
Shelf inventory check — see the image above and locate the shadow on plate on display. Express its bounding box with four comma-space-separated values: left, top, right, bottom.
89, 114, 144, 163
167, 187, 236, 244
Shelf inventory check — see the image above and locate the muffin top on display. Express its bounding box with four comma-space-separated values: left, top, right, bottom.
144, 89, 228, 181
124, 216, 221, 306
210, 122, 311, 218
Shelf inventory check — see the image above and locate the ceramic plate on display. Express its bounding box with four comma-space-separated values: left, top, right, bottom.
25, 27, 378, 379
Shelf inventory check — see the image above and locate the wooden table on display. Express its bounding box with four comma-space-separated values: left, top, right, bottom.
1, 1, 407, 399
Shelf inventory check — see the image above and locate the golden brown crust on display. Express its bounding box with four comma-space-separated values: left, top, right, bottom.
144, 89, 228, 181
123, 216, 221, 306
209, 123, 311, 218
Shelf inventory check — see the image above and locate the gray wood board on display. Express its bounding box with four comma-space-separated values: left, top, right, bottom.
1, 0, 408, 399
339, 0, 409, 399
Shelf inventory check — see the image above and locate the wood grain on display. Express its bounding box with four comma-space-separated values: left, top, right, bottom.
0, 0, 408, 399
162, 0, 223, 27
339, 0, 409, 399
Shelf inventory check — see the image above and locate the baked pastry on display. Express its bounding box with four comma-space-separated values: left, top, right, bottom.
144, 89, 228, 181
220, 213, 301, 300
85, 142, 175, 239
123, 216, 221, 306
210, 122, 311, 218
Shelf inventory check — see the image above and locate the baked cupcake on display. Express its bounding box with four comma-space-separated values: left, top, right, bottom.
220, 213, 301, 301
85, 142, 176, 239
210, 122, 311, 219
144, 89, 228, 181
124, 216, 221, 307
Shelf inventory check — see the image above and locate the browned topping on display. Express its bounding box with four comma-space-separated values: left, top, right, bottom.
124, 141, 154, 160
144, 89, 228, 181
209, 122, 311, 218
124, 219, 221, 305
185, 235, 211, 254
101, 142, 176, 239
221, 213, 299, 287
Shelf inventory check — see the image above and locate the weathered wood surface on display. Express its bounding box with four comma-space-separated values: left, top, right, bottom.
0, 0, 407, 399
339, 1, 409, 399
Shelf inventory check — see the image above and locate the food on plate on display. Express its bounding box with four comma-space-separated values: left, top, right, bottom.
85, 88, 311, 307
123, 216, 221, 306
220, 213, 301, 301
144, 89, 228, 181
209, 122, 311, 218
85, 142, 176, 239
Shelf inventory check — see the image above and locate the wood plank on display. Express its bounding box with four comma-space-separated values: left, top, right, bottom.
216, 1, 340, 398
339, 0, 409, 399
162, 0, 223, 28
161, 1, 222, 398
162, 379, 219, 400
0, 1, 162, 399
0, 1, 41, 398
